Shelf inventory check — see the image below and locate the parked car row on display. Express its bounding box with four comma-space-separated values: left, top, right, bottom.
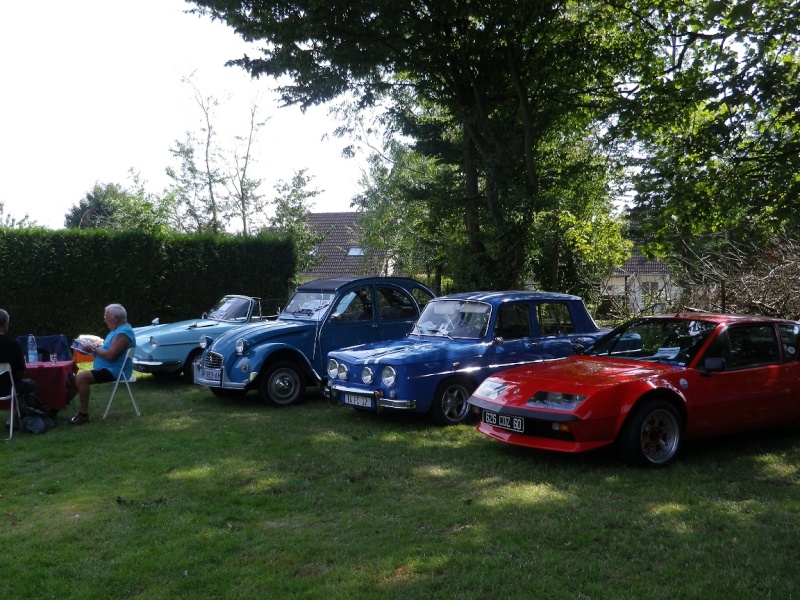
134, 276, 800, 467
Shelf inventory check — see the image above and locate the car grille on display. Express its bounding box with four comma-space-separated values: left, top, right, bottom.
204, 352, 223, 370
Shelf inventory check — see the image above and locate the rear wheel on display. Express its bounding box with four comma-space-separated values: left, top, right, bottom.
430, 377, 474, 426
618, 399, 683, 467
259, 361, 306, 406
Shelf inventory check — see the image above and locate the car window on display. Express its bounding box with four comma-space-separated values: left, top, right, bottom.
377, 286, 417, 320
703, 324, 781, 370
333, 287, 373, 321
496, 303, 531, 340
778, 323, 800, 362
414, 300, 491, 339
208, 296, 252, 322
411, 287, 434, 310
536, 302, 575, 336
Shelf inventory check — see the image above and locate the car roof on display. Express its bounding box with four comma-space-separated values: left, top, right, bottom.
433, 290, 583, 303
296, 276, 432, 293
633, 312, 800, 326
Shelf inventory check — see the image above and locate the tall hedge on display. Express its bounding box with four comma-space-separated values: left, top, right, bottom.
0, 229, 296, 339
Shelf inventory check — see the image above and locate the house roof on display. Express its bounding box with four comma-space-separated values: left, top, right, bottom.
300, 212, 387, 279
614, 250, 671, 277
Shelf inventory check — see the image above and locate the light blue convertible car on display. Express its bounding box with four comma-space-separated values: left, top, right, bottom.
133, 295, 265, 383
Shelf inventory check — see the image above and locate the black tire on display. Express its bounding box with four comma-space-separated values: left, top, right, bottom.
209, 387, 246, 398
182, 351, 201, 384
430, 377, 474, 426
617, 398, 683, 467
259, 361, 306, 406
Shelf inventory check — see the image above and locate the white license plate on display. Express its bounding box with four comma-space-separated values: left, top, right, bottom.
344, 394, 372, 408
482, 409, 524, 433
205, 369, 221, 381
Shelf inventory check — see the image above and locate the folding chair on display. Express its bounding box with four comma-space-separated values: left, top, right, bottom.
102, 347, 140, 420
0, 363, 19, 440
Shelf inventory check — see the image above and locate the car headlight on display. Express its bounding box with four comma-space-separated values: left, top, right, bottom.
149, 336, 158, 349
337, 362, 349, 380
473, 378, 508, 401
526, 391, 587, 411
327, 358, 339, 379
361, 366, 374, 385
381, 365, 396, 387
199, 335, 212, 349
235, 338, 245, 355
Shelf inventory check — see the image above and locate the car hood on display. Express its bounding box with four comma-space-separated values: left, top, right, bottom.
134, 318, 245, 342
209, 318, 316, 350
493, 355, 681, 399
330, 336, 485, 365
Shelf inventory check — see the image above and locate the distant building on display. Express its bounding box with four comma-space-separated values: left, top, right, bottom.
602, 250, 682, 314
299, 212, 388, 281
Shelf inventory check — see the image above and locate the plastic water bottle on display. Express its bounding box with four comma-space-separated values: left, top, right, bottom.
27, 333, 38, 365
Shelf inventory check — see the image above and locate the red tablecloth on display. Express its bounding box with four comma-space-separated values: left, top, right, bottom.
26, 360, 76, 409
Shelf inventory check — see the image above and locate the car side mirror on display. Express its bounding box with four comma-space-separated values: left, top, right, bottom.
493, 336, 504, 346
701, 357, 725, 376
151, 318, 160, 325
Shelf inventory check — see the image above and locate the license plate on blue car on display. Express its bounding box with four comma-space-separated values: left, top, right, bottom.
206, 369, 221, 381
344, 394, 372, 408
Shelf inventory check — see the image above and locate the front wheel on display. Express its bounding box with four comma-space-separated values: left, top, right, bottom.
617, 399, 683, 467
430, 377, 474, 426
259, 361, 306, 407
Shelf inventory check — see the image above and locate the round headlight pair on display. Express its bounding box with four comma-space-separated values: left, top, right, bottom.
327, 358, 349, 380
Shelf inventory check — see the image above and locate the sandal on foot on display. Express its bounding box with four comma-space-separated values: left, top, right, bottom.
70, 413, 90, 425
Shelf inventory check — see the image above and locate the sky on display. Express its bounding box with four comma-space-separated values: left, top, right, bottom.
0, 0, 365, 230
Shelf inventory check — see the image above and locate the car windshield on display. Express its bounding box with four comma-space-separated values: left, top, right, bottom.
412, 300, 491, 339
586, 317, 718, 366
207, 296, 253, 322
282, 291, 335, 320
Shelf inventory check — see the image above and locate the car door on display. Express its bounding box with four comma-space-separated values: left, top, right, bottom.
375, 285, 422, 340
320, 284, 381, 361
491, 302, 544, 369
531, 301, 582, 359
688, 323, 790, 436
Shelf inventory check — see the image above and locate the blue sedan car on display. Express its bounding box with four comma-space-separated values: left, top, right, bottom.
325, 291, 607, 425
194, 276, 436, 405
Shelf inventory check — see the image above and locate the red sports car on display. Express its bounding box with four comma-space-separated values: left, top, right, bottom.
468, 313, 800, 466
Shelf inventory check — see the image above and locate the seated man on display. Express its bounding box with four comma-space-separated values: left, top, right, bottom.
0, 308, 38, 397
67, 303, 136, 425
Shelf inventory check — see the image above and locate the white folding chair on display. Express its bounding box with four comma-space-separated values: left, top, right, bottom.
0, 363, 19, 440
102, 348, 140, 420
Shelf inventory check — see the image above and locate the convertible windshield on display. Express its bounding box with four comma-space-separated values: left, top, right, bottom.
207, 296, 253, 322
412, 300, 491, 339
282, 291, 335, 320
587, 318, 718, 365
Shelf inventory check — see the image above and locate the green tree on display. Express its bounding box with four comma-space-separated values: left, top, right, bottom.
0, 201, 37, 229
187, 0, 644, 289
267, 169, 324, 276
64, 173, 174, 234
353, 143, 462, 294
622, 0, 800, 259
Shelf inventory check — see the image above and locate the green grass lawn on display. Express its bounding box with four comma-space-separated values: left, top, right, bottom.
3, 375, 800, 599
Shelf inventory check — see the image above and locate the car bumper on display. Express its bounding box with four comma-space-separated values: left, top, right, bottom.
469, 397, 616, 453
193, 363, 251, 390
328, 382, 416, 411
133, 358, 183, 373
